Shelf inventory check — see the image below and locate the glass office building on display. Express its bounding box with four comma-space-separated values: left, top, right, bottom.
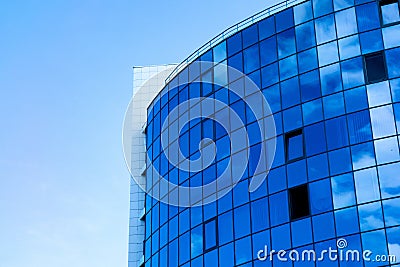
139, 0, 400, 266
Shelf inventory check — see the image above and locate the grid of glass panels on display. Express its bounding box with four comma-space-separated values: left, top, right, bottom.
144, 0, 400, 266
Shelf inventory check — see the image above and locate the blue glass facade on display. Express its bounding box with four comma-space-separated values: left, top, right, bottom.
143, 0, 400, 266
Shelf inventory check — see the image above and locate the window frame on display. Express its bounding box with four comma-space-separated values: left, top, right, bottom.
363, 51, 388, 84
285, 128, 305, 163
203, 217, 218, 252
379, 0, 400, 27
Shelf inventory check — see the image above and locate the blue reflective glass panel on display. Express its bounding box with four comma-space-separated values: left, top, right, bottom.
227, 32, 242, 56
269, 191, 289, 226
304, 122, 327, 156
351, 142, 375, 170
383, 198, 400, 227
386, 47, 400, 79
320, 63, 342, 95
298, 48, 318, 74
309, 178, 333, 214
313, 0, 334, 17
323, 92, 345, 119
277, 28, 296, 59
276, 8, 294, 32
243, 44, 260, 74
260, 36, 277, 67
338, 35, 361, 60
295, 21, 316, 51
315, 15, 336, 44
312, 212, 335, 242
335, 8, 357, 38
358, 201, 384, 232
303, 98, 323, 125
235, 236, 252, 265
354, 167, 380, 204
335, 206, 360, 236
261, 63, 279, 88
341, 56, 365, 89
307, 153, 329, 181
331, 173, 356, 209
328, 148, 352, 176
359, 29, 383, 54
294, 1, 313, 24
378, 162, 400, 199
344, 86, 368, 113
251, 197, 269, 232
234, 204, 251, 239
347, 110, 373, 144
242, 24, 258, 48
259, 17, 275, 40
291, 218, 312, 247
300, 70, 321, 101
281, 77, 300, 108
218, 211, 233, 245
283, 105, 302, 132
381, 2, 400, 25
325, 116, 348, 150
356, 2, 380, 32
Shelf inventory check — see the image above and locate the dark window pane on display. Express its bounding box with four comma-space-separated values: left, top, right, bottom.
289, 184, 310, 220
285, 129, 304, 162
364, 51, 388, 84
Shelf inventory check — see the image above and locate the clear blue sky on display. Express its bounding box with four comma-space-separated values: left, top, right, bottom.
0, 1, 276, 266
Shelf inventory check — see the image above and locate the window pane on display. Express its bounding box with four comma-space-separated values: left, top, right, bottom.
234, 204, 250, 239
378, 162, 400, 199
351, 141, 376, 170
331, 173, 356, 209
204, 219, 217, 250
258, 17, 275, 40
338, 35, 361, 60
218, 211, 233, 245
287, 159, 307, 187
358, 202, 384, 232
291, 218, 312, 247
344, 86, 368, 113
320, 63, 343, 95
342, 56, 365, 89
335, 207, 360, 236
356, 2, 380, 32
294, 1, 313, 24
227, 33, 242, 56
261, 63, 279, 88
295, 21, 316, 51
304, 122, 327, 156
354, 167, 380, 204
269, 191, 289, 226
370, 105, 396, 138
303, 98, 323, 125
283, 105, 302, 132
318, 41, 339, 66
313, 0, 333, 17
271, 223, 291, 250
251, 197, 269, 232
260, 36, 277, 66
334, 0, 354, 11
323, 92, 345, 119
307, 153, 329, 181
366, 81, 391, 107
300, 70, 321, 101
387, 226, 400, 264
315, 15, 336, 44
383, 198, 400, 227
275, 8, 294, 32
335, 8, 357, 38
309, 178, 333, 214
279, 54, 298, 80
242, 24, 258, 48
325, 116, 349, 150
312, 212, 335, 242
281, 77, 300, 108
359, 29, 383, 54
235, 237, 252, 265
374, 136, 400, 164
213, 41, 227, 63
243, 44, 260, 74
347, 110, 373, 144
277, 28, 296, 58
364, 52, 388, 84
386, 47, 400, 79
382, 24, 400, 49
298, 48, 318, 73
286, 130, 304, 162
328, 148, 352, 176
380, 1, 400, 25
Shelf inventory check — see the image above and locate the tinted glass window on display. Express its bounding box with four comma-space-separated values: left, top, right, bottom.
289, 184, 310, 220
364, 51, 388, 84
